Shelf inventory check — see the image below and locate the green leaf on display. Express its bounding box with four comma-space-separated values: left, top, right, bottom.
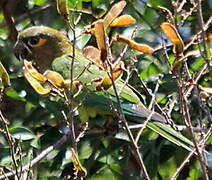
149, 0, 170, 8
115, 132, 130, 142
143, 7, 158, 24
140, 62, 160, 80
79, 141, 93, 159
68, 0, 82, 9
5, 88, 26, 101
33, 0, 47, 6
30, 137, 40, 149
77, 34, 91, 49
190, 57, 205, 72
9, 127, 35, 140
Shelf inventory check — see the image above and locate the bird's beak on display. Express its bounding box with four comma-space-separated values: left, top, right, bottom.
13, 41, 20, 60
13, 41, 32, 61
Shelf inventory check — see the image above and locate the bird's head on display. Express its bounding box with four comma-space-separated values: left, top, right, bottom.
14, 26, 72, 72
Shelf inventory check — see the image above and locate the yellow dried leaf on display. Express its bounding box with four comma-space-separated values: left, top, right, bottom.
160, 22, 184, 54
62, 80, 82, 91
0, 62, 10, 88
44, 70, 65, 87
110, 15, 136, 27
62, 79, 71, 88
116, 34, 154, 53
96, 77, 112, 91
206, 33, 212, 41
24, 60, 46, 83
96, 62, 124, 91
71, 148, 87, 179
206, 33, 212, 49
103, 0, 127, 29
23, 67, 51, 95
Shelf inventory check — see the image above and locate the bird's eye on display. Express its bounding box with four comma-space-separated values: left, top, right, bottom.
27, 37, 46, 47
28, 37, 39, 46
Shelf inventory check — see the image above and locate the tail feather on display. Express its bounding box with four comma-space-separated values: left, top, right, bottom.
121, 103, 166, 123
83, 93, 166, 123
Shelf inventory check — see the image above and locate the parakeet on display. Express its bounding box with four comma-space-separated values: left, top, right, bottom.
14, 26, 166, 123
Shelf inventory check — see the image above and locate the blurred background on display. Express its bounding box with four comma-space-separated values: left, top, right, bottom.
0, 0, 211, 179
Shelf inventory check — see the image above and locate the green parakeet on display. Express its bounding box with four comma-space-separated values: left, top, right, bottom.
14, 26, 165, 123
13, 26, 195, 151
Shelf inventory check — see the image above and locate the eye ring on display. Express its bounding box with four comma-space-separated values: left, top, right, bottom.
27, 37, 47, 47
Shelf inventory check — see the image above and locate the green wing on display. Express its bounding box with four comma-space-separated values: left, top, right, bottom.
51, 51, 195, 152
51, 52, 166, 122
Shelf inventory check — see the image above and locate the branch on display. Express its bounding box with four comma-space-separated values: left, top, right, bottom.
107, 63, 150, 179
184, 16, 212, 50
0, 0, 18, 42
196, 0, 212, 77
0, 131, 70, 179
170, 126, 211, 180
177, 67, 209, 180
135, 76, 161, 143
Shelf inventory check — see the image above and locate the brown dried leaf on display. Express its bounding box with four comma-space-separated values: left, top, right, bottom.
82, 46, 104, 69
116, 34, 154, 53
160, 22, 184, 54
94, 20, 107, 62
96, 61, 124, 91
110, 15, 136, 27
103, 0, 127, 29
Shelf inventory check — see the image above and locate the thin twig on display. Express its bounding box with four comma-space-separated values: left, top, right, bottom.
107, 62, 150, 179
176, 0, 187, 13
185, 63, 207, 96
12, 3, 54, 25
177, 74, 209, 180
184, 16, 212, 50
0, 0, 18, 42
181, 3, 198, 25
148, 77, 161, 109
105, 26, 150, 178
196, 0, 212, 77
0, 111, 20, 179
135, 111, 154, 144
136, 72, 174, 126
63, 8, 78, 151
175, 125, 208, 132
0, 131, 70, 179
170, 126, 211, 180
165, 63, 207, 123
135, 77, 161, 143
154, 16, 212, 53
